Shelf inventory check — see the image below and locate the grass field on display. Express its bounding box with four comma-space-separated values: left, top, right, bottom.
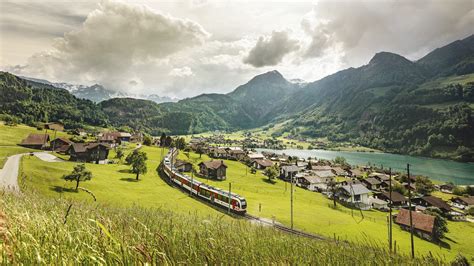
0, 123, 71, 168
1, 192, 444, 264
177, 151, 474, 261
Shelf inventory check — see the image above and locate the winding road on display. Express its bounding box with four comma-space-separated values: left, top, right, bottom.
0, 152, 63, 192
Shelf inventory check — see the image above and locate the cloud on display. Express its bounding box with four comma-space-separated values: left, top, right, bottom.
169, 66, 194, 77
243, 31, 299, 67
301, 0, 474, 66
14, 0, 209, 90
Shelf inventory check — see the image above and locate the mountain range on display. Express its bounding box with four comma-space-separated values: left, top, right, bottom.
1, 34, 474, 161
20, 77, 178, 104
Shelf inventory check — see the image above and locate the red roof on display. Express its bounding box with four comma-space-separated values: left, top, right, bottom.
395, 209, 435, 234
20, 134, 49, 145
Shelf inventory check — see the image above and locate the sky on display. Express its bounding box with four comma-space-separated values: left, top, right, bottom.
1, 0, 473, 98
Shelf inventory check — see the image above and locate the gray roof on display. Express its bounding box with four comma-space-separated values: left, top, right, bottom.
341, 184, 371, 195
281, 165, 300, 172
314, 170, 335, 178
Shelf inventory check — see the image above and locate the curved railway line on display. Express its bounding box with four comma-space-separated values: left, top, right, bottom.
159, 148, 326, 241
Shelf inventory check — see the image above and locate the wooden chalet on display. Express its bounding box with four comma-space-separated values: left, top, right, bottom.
374, 191, 408, 207
412, 195, 452, 213
175, 160, 193, 172
67, 143, 110, 163
50, 137, 73, 154
252, 159, 274, 170
19, 133, 50, 149
198, 160, 227, 180
395, 209, 435, 241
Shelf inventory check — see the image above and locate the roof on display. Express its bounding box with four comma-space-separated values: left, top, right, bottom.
313, 170, 335, 178
369, 172, 390, 181
199, 160, 227, 170
453, 196, 474, 205
341, 184, 371, 195
281, 165, 300, 172
254, 159, 273, 167
301, 175, 331, 184
175, 160, 192, 168
420, 196, 451, 211
247, 153, 264, 159
70, 143, 109, 153
332, 167, 346, 175
52, 137, 73, 145
119, 132, 132, 137
369, 197, 388, 205
310, 165, 332, 171
229, 149, 246, 154
396, 209, 435, 234
377, 191, 407, 203
21, 134, 49, 145
363, 177, 382, 185
348, 169, 363, 176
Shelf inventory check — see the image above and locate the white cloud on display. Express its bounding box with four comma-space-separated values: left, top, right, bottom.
169, 67, 194, 77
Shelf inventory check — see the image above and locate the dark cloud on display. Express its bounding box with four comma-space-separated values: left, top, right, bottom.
243, 31, 299, 67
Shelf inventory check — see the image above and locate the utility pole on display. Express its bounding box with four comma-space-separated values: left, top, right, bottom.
291, 171, 294, 229
228, 183, 232, 214
407, 164, 415, 259
389, 168, 393, 252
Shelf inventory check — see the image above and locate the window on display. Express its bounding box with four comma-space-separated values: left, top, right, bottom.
354, 194, 361, 202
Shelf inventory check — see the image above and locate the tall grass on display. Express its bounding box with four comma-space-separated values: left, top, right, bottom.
0, 191, 446, 265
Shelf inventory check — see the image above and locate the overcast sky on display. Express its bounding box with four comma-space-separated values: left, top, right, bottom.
1, 0, 473, 98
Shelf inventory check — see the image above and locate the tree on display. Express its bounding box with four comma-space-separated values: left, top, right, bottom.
128, 150, 148, 180
327, 179, 338, 208
415, 176, 435, 195
175, 137, 186, 150
264, 165, 279, 181
143, 135, 153, 146
116, 147, 124, 161
334, 156, 348, 166
424, 207, 448, 241
160, 133, 166, 147
63, 164, 92, 190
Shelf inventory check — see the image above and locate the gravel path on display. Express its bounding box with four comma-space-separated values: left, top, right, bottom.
0, 154, 22, 192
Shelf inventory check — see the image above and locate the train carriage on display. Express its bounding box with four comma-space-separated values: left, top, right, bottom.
162, 149, 247, 214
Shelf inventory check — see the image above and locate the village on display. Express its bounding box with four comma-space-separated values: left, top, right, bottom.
14, 122, 474, 245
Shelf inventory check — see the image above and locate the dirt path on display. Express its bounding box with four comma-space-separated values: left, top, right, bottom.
34, 152, 64, 162
0, 154, 23, 192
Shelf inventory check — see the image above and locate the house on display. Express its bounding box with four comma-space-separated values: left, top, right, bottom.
313, 170, 335, 179
451, 196, 474, 210
361, 177, 382, 190
252, 159, 274, 170
280, 165, 300, 181
19, 133, 50, 149
336, 184, 371, 206
118, 132, 132, 142
247, 152, 265, 161
198, 160, 227, 180
99, 132, 121, 146
340, 179, 362, 186
297, 174, 333, 192
50, 137, 73, 153
174, 160, 193, 172
347, 169, 363, 178
369, 197, 389, 210
309, 165, 332, 171
395, 209, 435, 241
44, 122, 64, 131
228, 148, 246, 160
412, 196, 451, 213
440, 183, 455, 194
67, 143, 110, 163
374, 191, 407, 207
211, 148, 228, 159
369, 172, 390, 182
331, 167, 348, 176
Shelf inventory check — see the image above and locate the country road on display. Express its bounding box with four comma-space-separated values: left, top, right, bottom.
0, 154, 22, 192
0, 152, 63, 192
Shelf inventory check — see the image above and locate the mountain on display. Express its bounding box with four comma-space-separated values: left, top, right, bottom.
0, 72, 108, 128
21, 77, 177, 103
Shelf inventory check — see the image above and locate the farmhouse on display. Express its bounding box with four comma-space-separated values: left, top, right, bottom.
50, 137, 73, 153
369, 172, 390, 182
439, 183, 455, 194
362, 177, 382, 190
368, 197, 389, 210
347, 169, 363, 178
198, 160, 227, 180
247, 152, 265, 161
252, 159, 273, 170
175, 160, 193, 172
280, 165, 300, 181
412, 196, 451, 213
297, 174, 333, 192
374, 191, 407, 207
19, 133, 50, 149
228, 149, 246, 160
395, 209, 435, 241
336, 184, 371, 206
67, 143, 110, 163
451, 196, 474, 210
331, 167, 348, 176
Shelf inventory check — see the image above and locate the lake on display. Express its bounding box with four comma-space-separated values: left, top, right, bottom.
256, 148, 474, 185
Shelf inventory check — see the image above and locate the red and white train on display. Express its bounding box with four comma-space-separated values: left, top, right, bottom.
162, 149, 247, 214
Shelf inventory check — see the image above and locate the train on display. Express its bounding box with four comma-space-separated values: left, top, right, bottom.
161, 148, 247, 214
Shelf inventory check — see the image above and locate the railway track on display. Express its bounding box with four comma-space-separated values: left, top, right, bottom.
244, 213, 326, 240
